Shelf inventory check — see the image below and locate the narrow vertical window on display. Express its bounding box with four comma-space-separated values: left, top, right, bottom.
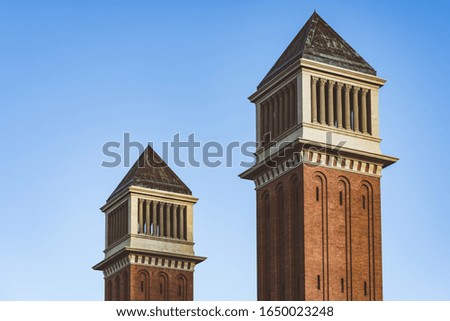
317, 275, 321, 290
341, 278, 344, 293
140, 281, 144, 292
160, 283, 163, 294
339, 191, 343, 205
316, 187, 319, 201
362, 195, 366, 209
364, 281, 367, 296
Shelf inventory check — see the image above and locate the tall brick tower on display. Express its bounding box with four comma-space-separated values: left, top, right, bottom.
94, 146, 206, 300
240, 12, 397, 301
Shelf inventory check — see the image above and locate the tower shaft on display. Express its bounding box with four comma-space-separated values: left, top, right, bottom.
240, 12, 397, 301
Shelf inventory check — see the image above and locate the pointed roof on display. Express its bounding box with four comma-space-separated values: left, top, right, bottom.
107, 145, 191, 201
258, 12, 376, 88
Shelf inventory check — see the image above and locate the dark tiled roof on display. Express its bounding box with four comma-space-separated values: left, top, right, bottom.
258, 11, 376, 88
108, 145, 191, 201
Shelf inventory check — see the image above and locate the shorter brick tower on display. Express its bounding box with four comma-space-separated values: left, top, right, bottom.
93, 146, 206, 301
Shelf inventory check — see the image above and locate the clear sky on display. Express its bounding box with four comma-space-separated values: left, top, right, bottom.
0, 0, 449, 300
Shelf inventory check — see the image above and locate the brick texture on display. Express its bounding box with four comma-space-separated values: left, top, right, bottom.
104, 264, 193, 301
256, 163, 382, 301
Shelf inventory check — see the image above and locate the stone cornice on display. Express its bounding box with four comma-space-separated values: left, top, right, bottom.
249, 62, 300, 103
299, 58, 386, 87
129, 186, 198, 204
101, 185, 198, 212
93, 247, 206, 277
248, 58, 385, 105
253, 149, 381, 190
100, 192, 130, 213
240, 138, 398, 186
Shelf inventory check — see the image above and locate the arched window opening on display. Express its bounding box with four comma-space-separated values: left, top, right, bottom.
176, 275, 187, 300
138, 270, 149, 301
157, 273, 168, 300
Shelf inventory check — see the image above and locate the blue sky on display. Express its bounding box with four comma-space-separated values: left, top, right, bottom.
0, 1, 449, 300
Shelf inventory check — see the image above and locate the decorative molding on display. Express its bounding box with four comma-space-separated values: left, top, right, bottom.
299, 58, 386, 87
248, 57, 385, 104
102, 185, 198, 212
254, 149, 383, 189
103, 253, 195, 278
104, 256, 130, 278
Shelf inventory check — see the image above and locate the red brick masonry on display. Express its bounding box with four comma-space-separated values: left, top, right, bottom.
256, 163, 382, 301
105, 264, 193, 301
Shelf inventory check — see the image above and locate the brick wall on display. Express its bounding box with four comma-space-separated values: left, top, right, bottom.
256, 163, 382, 301
104, 264, 193, 301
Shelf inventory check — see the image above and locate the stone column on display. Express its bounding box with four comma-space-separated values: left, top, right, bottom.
179, 205, 184, 240
122, 206, 126, 236
117, 206, 123, 238
268, 98, 274, 141
165, 203, 171, 237
344, 84, 352, 130
279, 90, 284, 135
186, 205, 193, 242
123, 206, 127, 236
129, 195, 138, 235
311, 76, 318, 123
158, 202, 165, 237
283, 86, 289, 131
173, 205, 178, 239
273, 93, 279, 138
370, 89, 380, 137
256, 102, 261, 144
145, 200, 150, 234
117, 208, 121, 238
263, 102, 268, 144
117, 206, 122, 238
111, 212, 115, 242
289, 82, 296, 126
336, 82, 343, 129
138, 199, 143, 234
151, 201, 157, 235
115, 211, 119, 241
327, 80, 335, 126
361, 88, 368, 134
319, 78, 327, 125
116, 210, 119, 239
106, 213, 110, 246
353, 86, 360, 132
117, 210, 120, 238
